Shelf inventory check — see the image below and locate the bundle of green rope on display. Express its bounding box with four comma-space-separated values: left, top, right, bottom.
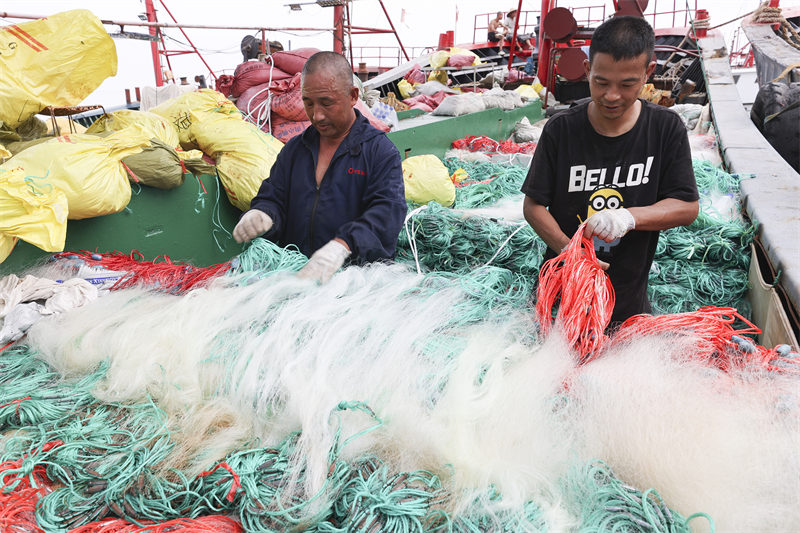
649, 161, 754, 314
425, 485, 548, 532
443, 158, 528, 209
398, 157, 754, 317
564, 461, 713, 533
397, 202, 546, 297
0, 158, 749, 531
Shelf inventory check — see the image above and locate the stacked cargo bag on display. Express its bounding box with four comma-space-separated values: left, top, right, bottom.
0, 126, 150, 220
235, 48, 318, 127
271, 48, 320, 75
87, 109, 180, 147
87, 110, 207, 189
150, 88, 241, 149
236, 82, 272, 120
1, 116, 55, 156
236, 74, 298, 125
231, 59, 291, 98
192, 116, 284, 211
271, 73, 306, 121
0, 234, 16, 264
0, 166, 69, 262
270, 115, 311, 143
151, 88, 284, 210
0, 9, 117, 129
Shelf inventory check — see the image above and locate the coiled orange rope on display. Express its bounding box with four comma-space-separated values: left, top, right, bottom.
536, 223, 614, 363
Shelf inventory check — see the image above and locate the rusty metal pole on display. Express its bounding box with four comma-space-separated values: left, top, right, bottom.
333, 5, 344, 54
144, 0, 163, 86
535, 0, 557, 87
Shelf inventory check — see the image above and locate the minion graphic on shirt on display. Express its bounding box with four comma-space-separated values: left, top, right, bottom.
586, 186, 624, 253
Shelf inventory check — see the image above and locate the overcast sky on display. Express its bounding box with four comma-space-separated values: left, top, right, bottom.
2, 0, 795, 107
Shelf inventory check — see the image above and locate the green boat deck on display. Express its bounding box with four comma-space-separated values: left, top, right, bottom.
0, 101, 544, 272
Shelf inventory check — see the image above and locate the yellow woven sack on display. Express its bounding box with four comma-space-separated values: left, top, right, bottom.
0, 10, 117, 129
193, 116, 284, 211
402, 154, 455, 207
514, 84, 540, 100
427, 70, 449, 85
430, 50, 450, 69
0, 234, 16, 264
178, 149, 216, 176
398, 79, 415, 99
150, 89, 241, 150
87, 109, 180, 149
0, 144, 10, 161
0, 166, 68, 254
0, 126, 150, 219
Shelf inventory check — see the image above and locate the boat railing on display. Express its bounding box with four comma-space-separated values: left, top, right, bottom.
471, 7, 607, 44
350, 45, 434, 71
471, 1, 696, 46
729, 26, 754, 68
645, 0, 698, 29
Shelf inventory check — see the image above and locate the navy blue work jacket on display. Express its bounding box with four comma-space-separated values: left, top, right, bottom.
249, 109, 406, 262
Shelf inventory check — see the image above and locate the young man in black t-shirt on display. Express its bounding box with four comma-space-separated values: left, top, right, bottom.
521, 16, 699, 323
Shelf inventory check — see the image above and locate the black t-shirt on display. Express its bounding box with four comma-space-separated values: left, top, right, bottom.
521, 99, 698, 322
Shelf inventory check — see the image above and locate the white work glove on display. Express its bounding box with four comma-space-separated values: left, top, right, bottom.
297, 240, 351, 284
584, 208, 635, 242
233, 209, 273, 243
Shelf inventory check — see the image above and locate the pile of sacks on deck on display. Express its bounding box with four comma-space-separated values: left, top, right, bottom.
230, 48, 391, 143
0, 9, 121, 263
2, 10, 277, 264
394, 61, 531, 117
0, 89, 286, 264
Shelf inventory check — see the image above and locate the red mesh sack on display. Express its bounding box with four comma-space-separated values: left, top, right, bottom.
215, 74, 234, 97
231, 60, 290, 98
236, 82, 272, 115
447, 54, 475, 68
271, 48, 320, 75
270, 118, 311, 143
270, 73, 307, 122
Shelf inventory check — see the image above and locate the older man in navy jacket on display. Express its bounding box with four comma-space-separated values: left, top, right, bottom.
233, 51, 406, 283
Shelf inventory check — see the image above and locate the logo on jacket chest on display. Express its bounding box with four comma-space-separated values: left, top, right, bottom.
347, 167, 366, 176
568, 156, 654, 193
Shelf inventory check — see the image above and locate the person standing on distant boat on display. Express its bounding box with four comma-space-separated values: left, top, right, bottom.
488, 12, 509, 51
233, 51, 406, 283
521, 16, 699, 324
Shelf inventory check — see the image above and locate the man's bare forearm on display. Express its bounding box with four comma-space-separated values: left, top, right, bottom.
523, 195, 570, 253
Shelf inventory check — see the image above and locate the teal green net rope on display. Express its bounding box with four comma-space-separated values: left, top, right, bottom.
397, 157, 755, 317
443, 158, 528, 209
0, 158, 752, 532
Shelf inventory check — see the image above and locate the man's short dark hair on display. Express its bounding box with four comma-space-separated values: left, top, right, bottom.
302, 51, 354, 93
589, 16, 654, 63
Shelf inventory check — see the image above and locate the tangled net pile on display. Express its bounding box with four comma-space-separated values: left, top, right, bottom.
1, 150, 796, 531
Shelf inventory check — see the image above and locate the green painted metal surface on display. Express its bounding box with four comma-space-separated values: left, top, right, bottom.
1, 104, 543, 272
396, 109, 425, 120
388, 101, 543, 160
0, 173, 243, 273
